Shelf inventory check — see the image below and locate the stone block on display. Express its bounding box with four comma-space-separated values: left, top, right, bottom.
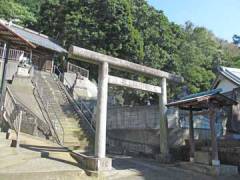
194, 151, 211, 165
70, 152, 112, 171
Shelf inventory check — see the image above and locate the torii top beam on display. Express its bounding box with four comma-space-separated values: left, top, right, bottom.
68, 45, 183, 83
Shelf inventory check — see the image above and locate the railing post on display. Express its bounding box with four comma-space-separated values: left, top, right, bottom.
16, 110, 23, 149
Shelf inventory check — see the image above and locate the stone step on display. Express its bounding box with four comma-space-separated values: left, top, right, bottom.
64, 139, 90, 146
64, 140, 90, 146
63, 130, 82, 135
64, 143, 92, 151
64, 118, 80, 122
64, 128, 90, 134
0, 151, 41, 169
0, 147, 23, 157
64, 132, 88, 139
0, 132, 7, 139
0, 135, 7, 140
0, 158, 87, 180
62, 122, 80, 127
0, 139, 12, 147
62, 123, 80, 128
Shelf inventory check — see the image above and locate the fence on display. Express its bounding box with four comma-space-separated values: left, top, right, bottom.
0, 46, 24, 61
3, 87, 51, 145
67, 62, 89, 78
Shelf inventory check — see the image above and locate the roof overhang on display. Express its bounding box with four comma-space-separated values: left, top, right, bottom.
167, 89, 237, 111
212, 66, 240, 89
0, 21, 36, 49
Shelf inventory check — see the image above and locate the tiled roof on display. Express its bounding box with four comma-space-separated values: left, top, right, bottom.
180, 88, 222, 100
0, 19, 67, 53
218, 66, 240, 86
167, 88, 222, 107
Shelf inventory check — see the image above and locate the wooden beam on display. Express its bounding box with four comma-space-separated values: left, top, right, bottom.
108, 75, 162, 94
69, 46, 183, 83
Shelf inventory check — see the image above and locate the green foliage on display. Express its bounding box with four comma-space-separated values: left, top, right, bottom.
0, 0, 36, 25
2, 0, 240, 104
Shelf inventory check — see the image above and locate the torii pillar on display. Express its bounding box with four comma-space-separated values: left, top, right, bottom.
158, 77, 170, 162
68, 45, 183, 170
94, 62, 112, 171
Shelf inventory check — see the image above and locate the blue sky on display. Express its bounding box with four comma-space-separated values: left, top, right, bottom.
147, 0, 240, 42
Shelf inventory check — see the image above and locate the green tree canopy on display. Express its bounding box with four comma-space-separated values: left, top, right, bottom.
0, 0, 36, 25
2, 0, 240, 105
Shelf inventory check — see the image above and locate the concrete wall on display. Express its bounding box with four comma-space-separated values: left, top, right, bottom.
107, 128, 211, 155
6, 60, 19, 81
107, 105, 212, 155
64, 72, 97, 100
107, 105, 213, 130
216, 78, 237, 93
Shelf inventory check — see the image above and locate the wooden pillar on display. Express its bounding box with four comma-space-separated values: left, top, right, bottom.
189, 108, 195, 162
95, 62, 109, 158
159, 77, 169, 155
209, 104, 220, 166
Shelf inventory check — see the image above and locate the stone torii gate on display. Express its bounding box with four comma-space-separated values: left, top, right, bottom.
68, 45, 183, 170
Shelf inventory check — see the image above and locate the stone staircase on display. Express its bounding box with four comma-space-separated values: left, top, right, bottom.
35, 71, 94, 152
0, 131, 92, 180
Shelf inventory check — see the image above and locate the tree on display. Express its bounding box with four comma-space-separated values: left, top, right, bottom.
13, 0, 240, 104
0, 0, 36, 25
233, 34, 240, 45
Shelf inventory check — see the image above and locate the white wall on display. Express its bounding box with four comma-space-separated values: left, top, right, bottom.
216, 78, 237, 93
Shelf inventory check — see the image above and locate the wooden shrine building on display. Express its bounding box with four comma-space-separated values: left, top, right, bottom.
167, 89, 237, 168
0, 19, 67, 73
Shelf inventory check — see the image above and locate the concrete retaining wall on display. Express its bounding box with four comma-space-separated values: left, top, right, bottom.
107, 105, 211, 155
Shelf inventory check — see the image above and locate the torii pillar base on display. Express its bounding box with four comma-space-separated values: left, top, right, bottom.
70, 152, 112, 172
155, 153, 172, 163
85, 157, 112, 171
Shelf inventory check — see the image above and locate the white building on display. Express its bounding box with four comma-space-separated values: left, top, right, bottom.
212, 66, 240, 135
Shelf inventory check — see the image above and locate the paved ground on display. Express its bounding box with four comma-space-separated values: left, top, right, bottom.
109, 155, 240, 180
2, 132, 239, 180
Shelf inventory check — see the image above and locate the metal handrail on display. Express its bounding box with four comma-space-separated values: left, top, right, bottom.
11, 87, 51, 135
32, 71, 64, 145
4, 87, 20, 132
53, 65, 95, 132
54, 66, 160, 154
3, 87, 51, 146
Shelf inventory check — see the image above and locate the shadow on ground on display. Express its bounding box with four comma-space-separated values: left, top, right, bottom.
20, 144, 80, 167
111, 155, 240, 180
